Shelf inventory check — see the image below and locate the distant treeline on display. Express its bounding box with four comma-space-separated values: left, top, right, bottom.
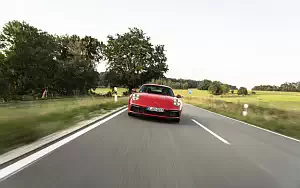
252, 82, 300, 92
98, 75, 239, 93
149, 78, 238, 90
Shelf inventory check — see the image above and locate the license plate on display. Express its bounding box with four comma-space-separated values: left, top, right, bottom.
147, 107, 164, 112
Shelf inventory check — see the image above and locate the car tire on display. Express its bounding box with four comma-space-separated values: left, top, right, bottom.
128, 112, 132, 116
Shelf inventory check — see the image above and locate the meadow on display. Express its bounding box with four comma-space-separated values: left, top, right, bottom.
174, 89, 300, 112
0, 97, 127, 154
174, 89, 300, 139
94, 88, 128, 96
1, 87, 300, 154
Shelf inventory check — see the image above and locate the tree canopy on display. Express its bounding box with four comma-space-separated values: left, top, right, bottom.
238, 87, 248, 95
0, 20, 102, 100
252, 82, 300, 92
198, 79, 212, 90
103, 28, 168, 90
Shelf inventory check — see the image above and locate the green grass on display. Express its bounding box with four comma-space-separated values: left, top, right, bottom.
175, 89, 300, 112
93, 88, 128, 96
0, 97, 128, 154
174, 89, 300, 139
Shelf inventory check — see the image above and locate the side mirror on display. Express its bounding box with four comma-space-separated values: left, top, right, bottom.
132, 88, 137, 93
176, 94, 182, 98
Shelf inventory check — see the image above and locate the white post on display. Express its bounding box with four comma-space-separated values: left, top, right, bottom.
243, 104, 249, 116
114, 87, 118, 102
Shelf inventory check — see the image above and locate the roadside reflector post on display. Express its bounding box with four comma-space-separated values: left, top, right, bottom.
188, 89, 192, 100
243, 104, 248, 116
114, 87, 118, 102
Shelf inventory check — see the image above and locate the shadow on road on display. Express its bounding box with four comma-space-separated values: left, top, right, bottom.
128, 114, 193, 126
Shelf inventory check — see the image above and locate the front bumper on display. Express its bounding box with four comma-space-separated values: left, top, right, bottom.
128, 104, 181, 119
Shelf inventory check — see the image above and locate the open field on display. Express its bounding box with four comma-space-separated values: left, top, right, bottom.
0, 97, 127, 154
174, 89, 300, 112
1, 88, 299, 153
174, 89, 300, 139
94, 88, 128, 96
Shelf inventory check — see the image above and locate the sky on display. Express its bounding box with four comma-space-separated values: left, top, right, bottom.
1, 0, 300, 89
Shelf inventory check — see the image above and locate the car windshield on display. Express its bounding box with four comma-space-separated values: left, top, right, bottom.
139, 85, 175, 97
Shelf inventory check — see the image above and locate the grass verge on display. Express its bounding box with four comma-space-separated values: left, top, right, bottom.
183, 97, 300, 140
0, 97, 128, 154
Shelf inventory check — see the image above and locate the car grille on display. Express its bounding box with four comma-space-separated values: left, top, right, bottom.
130, 105, 180, 117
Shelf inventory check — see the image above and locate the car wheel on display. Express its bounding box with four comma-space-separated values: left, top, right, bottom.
128, 112, 132, 116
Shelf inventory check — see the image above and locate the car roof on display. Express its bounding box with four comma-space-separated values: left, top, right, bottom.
142, 84, 172, 89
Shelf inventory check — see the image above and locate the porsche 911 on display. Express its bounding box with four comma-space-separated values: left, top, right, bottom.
128, 84, 183, 122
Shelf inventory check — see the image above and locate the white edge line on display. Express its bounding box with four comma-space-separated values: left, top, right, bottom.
0, 108, 127, 181
186, 103, 300, 143
191, 119, 230, 145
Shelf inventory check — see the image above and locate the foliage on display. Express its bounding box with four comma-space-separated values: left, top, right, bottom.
238, 87, 248, 95
231, 90, 234, 94
103, 28, 168, 90
207, 81, 230, 95
252, 82, 300, 92
149, 78, 189, 89
198, 79, 212, 90
221, 84, 230, 94
0, 20, 102, 100
208, 81, 224, 95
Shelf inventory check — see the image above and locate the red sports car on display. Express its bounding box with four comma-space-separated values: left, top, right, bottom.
128, 84, 183, 122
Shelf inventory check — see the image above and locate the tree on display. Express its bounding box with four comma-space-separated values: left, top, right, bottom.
279, 82, 297, 92
0, 20, 103, 100
228, 85, 238, 90
198, 79, 212, 90
238, 87, 248, 95
208, 81, 223, 95
221, 84, 230, 94
182, 82, 189, 89
55, 35, 102, 95
0, 20, 58, 97
103, 28, 168, 90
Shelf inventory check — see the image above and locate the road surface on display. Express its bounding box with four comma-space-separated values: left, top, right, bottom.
1, 104, 300, 188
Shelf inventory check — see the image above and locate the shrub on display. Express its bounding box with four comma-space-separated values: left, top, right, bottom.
221, 84, 230, 94
208, 81, 223, 95
198, 79, 212, 90
105, 91, 112, 97
251, 91, 256, 95
123, 91, 130, 96
231, 90, 234, 94
238, 87, 248, 95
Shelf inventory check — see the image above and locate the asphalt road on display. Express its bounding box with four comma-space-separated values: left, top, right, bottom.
1, 104, 300, 188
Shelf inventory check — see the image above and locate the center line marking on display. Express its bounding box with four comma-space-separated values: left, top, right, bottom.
192, 119, 230, 145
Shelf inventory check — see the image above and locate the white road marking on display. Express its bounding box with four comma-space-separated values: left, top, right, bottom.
0, 108, 127, 181
192, 119, 230, 145
186, 104, 300, 143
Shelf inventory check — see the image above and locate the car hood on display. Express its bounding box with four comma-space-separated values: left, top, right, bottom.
133, 93, 181, 109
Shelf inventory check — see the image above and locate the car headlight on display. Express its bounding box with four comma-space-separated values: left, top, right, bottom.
132, 94, 139, 100
173, 98, 181, 106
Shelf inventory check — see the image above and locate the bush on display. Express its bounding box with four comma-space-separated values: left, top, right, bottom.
251, 91, 256, 95
208, 81, 223, 95
221, 84, 230, 94
231, 90, 234, 94
198, 79, 212, 90
238, 87, 248, 95
123, 91, 130, 96
105, 91, 112, 97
